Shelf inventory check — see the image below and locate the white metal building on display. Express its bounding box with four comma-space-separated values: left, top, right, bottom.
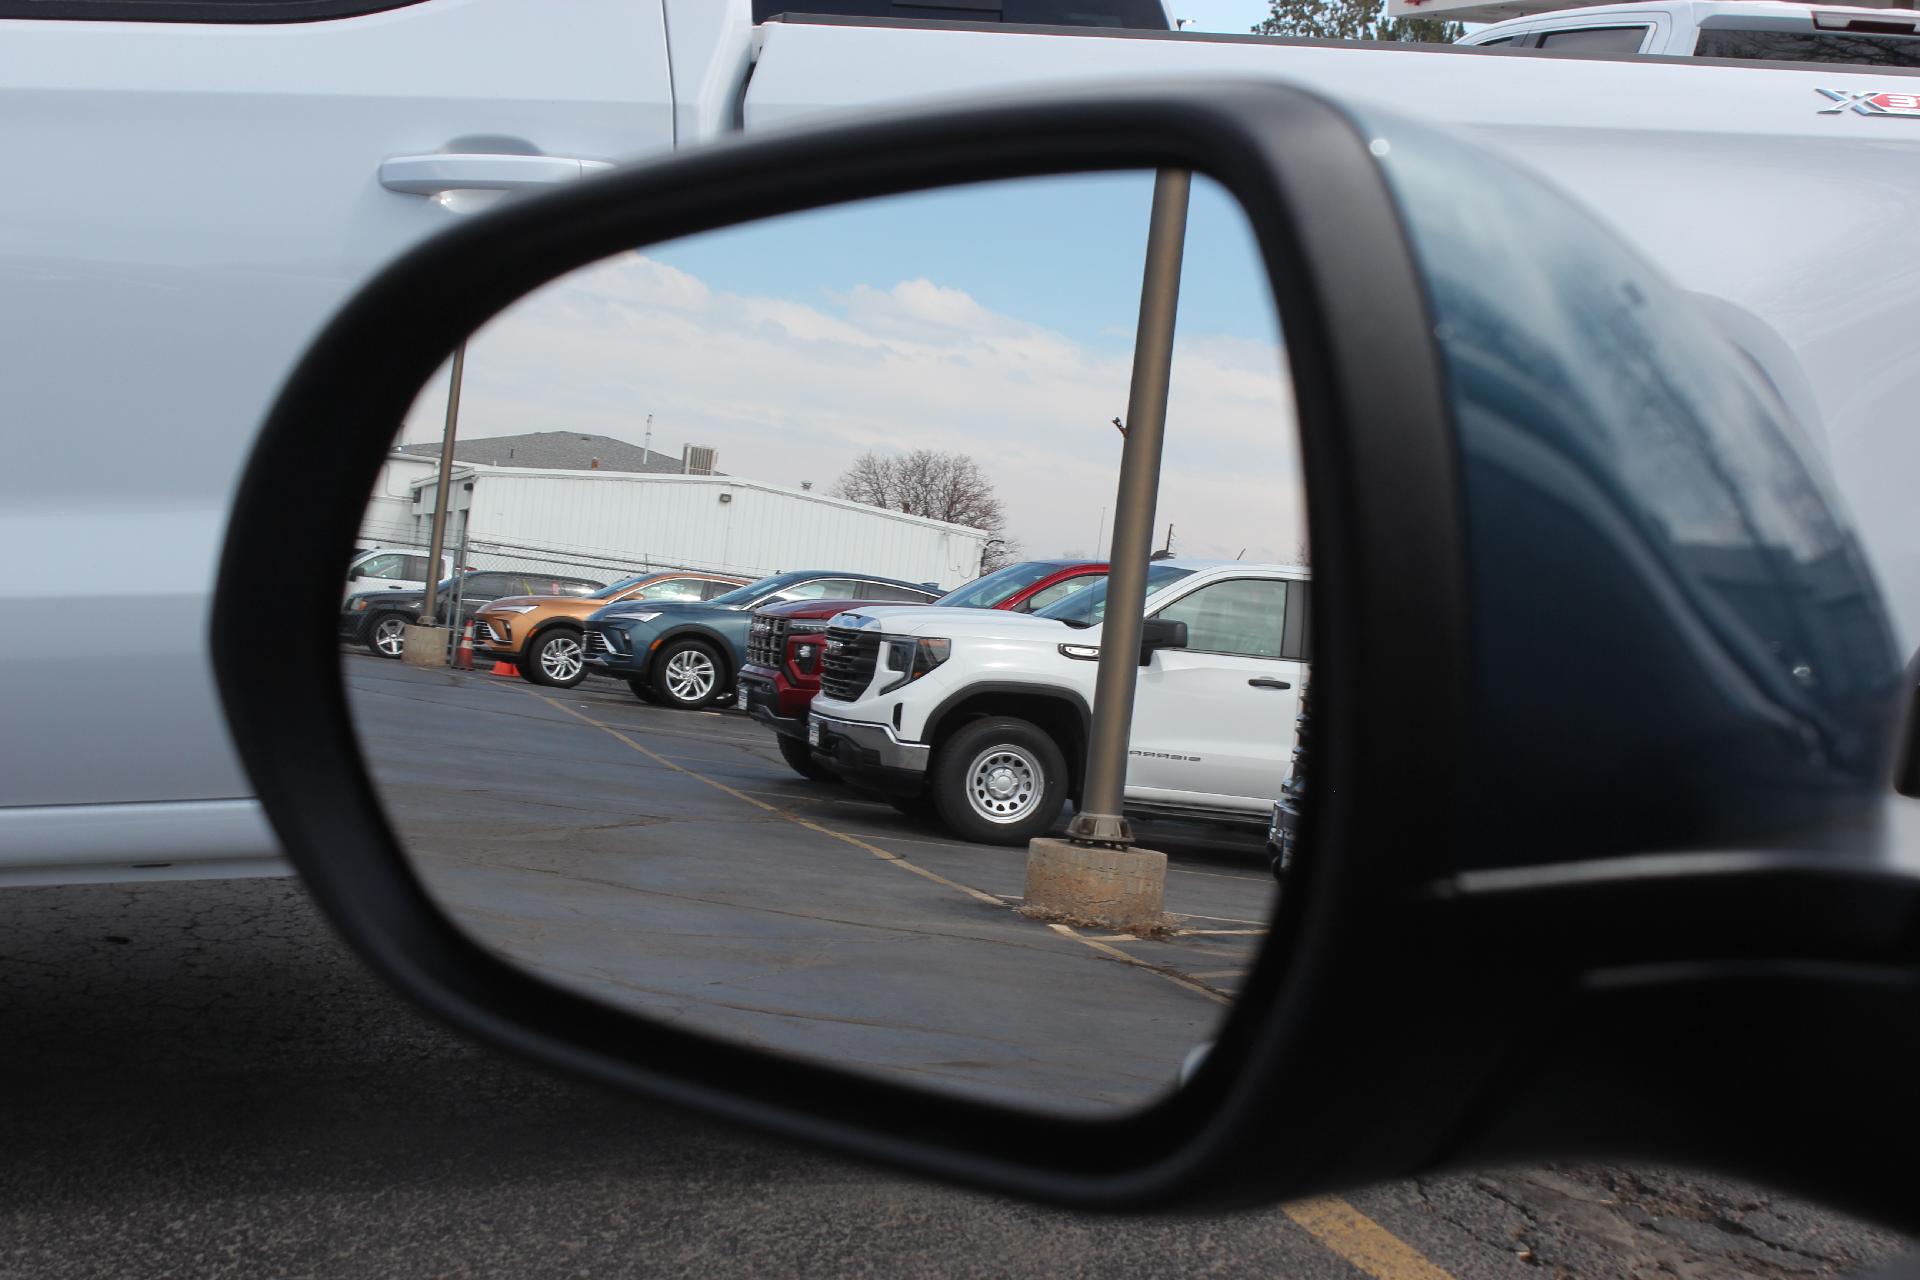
406, 466, 988, 589
359, 451, 440, 544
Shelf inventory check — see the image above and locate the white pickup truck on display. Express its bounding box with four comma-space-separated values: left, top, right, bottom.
9, 0, 1920, 885
808, 561, 1311, 844
1457, 0, 1920, 59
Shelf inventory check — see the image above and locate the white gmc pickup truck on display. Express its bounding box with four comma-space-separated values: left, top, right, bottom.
808, 560, 1311, 844
1459, 0, 1920, 58
9, 0, 1920, 884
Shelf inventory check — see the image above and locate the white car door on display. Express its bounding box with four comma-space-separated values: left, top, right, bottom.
0, 0, 674, 853
1125, 575, 1306, 816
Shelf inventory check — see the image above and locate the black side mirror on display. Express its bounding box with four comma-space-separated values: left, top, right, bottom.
213, 83, 1915, 1231
1138, 617, 1186, 664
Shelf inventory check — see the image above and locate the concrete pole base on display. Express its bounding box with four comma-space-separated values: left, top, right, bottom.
401, 623, 451, 669
1023, 837, 1167, 932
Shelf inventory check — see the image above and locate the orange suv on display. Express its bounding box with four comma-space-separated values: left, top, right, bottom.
474, 569, 748, 687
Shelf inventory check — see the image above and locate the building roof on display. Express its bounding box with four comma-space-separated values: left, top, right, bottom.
396, 431, 711, 476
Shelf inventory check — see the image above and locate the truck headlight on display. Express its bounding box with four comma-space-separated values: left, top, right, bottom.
607, 610, 661, 623
492, 605, 537, 615
350, 599, 368, 612
880, 637, 950, 693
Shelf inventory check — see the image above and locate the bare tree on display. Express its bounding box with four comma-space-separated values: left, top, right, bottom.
833, 449, 1020, 570
1255, 0, 1461, 43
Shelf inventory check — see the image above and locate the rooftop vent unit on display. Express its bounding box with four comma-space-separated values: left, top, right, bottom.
682, 445, 718, 476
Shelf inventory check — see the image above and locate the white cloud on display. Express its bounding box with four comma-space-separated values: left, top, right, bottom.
402, 253, 1304, 565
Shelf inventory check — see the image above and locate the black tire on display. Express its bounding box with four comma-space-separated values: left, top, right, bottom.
776, 733, 838, 782
523, 627, 587, 688
364, 612, 409, 660
930, 716, 1068, 846
627, 676, 664, 705
650, 638, 726, 710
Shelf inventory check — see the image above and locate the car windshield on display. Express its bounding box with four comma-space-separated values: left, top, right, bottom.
1036, 563, 1195, 626
706, 573, 794, 609
936, 561, 1073, 610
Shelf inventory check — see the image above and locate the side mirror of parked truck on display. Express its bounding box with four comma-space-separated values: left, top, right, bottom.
214, 84, 1920, 1233
1137, 617, 1187, 664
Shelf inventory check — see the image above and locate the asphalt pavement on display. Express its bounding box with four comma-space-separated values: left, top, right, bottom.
345, 655, 1276, 1114
0, 873, 1906, 1278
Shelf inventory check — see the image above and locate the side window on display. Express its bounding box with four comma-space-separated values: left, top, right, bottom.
1476, 36, 1515, 46
401, 556, 431, 580
858, 582, 936, 603
1152, 578, 1287, 659
701, 579, 743, 600
1535, 25, 1650, 53
1021, 574, 1105, 613
463, 573, 518, 597
357, 553, 408, 580
637, 578, 707, 602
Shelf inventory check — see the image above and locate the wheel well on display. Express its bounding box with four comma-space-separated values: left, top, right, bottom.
654, 628, 734, 683
930, 692, 1087, 802
527, 618, 581, 646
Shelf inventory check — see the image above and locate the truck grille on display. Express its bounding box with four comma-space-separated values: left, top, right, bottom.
818, 627, 880, 702
583, 629, 612, 658
745, 615, 788, 669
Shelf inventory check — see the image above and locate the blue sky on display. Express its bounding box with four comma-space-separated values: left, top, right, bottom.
402, 171, 1305, 565
1174, 1, 1277, 33
646, 172, 1278, 356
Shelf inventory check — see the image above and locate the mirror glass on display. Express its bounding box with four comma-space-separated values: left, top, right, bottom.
343, 171, 1305, 1116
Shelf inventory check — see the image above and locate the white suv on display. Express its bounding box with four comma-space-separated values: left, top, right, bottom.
806, 560, 1311, 844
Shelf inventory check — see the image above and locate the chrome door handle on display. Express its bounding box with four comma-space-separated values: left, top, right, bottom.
1249, 678, 1292, 690
379, 153, 613, 196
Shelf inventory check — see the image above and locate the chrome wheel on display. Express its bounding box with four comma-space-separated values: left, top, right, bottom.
538, 634, 584, 683
371, 616, 407, 658
663, 648, 717, 704
964, 744, 1043, 825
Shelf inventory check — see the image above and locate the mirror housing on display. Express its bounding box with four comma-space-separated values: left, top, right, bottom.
211, 81, 1919, 1230
1138, 617, 1187, 664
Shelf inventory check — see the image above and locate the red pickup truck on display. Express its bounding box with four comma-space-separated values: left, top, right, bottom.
736, 559, 1106, 781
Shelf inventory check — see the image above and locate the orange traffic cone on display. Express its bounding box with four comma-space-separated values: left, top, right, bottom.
490, 660, 519, 678
454, 622, 475, 671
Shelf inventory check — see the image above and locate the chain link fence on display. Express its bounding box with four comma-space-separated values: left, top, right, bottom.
349, 514, 772, 668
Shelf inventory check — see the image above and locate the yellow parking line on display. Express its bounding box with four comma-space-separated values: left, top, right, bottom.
1283, 1198, 1457, 1280
505, 684, 1454, 1280
1044, 923, 1231, 1005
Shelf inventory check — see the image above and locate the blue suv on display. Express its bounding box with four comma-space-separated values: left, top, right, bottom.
582, 569, 939, 709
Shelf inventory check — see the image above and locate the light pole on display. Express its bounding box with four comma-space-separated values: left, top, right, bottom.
1021, 169, 1190, 933
419, 342, 465, 628
1068, 168, 1189, 847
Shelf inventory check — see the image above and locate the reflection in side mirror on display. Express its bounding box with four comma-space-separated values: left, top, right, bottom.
1139, 617, 1188, 664
341, 169, 1306, 1118
221, 83, 1915, 1213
